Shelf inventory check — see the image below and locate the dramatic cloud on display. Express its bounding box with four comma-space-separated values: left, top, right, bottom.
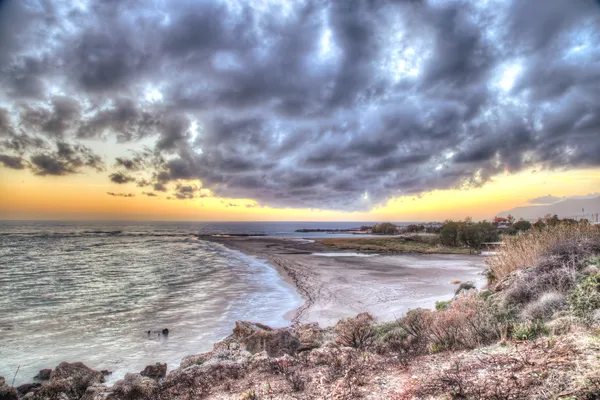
109, 172, 136, 184
1, 0, 599, 210
29, 142, 104, 176
528, 195, 564, 205
0, 154, 25, 169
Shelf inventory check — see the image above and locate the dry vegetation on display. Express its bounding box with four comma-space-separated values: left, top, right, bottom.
487, 223, 600, 283
319, 236, 472, 254
6, 225, 600, 399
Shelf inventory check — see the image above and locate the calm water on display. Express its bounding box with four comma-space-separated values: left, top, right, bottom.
0, 221, 382, 385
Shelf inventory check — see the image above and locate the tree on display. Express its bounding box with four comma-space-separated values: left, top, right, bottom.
507, 214, 515, 224
512, 219, 532, 232
533, 219, 546, 230
372, 222, 397, 234
459, 221, 499, 248
405, 224, 424, 233
440, 220, 461, 246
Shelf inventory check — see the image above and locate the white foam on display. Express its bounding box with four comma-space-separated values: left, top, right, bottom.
312, 252, 377, 257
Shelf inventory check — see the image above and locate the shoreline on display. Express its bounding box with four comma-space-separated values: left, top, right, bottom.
202, 236, 488, 327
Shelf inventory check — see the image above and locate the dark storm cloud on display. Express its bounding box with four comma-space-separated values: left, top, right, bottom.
0, 0, 599, 210
28, 142, 104, 176
143, 192, 157, 197
109, 172, 135, 184
153, 182, 168, 192
0, 154, 25, 169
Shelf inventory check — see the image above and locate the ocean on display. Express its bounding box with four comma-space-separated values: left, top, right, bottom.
0, 220, 377, 386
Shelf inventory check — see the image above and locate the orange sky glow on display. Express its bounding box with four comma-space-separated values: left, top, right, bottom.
2, 166, 599, 222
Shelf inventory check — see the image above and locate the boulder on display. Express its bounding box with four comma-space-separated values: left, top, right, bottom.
180, 353, 212, 369
50, 362, 105, 385
80, 384, 110, 400
110, 374, 157, 399
16, 383, 41, 397
28, 362, 105, 400
33, 369, 52, 382
295, 322, 324, 351
230, 321, 300, 357
140, 363, 167, 381
0, 376, 19, 400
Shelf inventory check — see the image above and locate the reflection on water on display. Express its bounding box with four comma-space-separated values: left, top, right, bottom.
0, 222, 302, 386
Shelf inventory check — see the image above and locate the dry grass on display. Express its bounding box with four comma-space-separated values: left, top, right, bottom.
319, 237, 471, 254
487, 224, 600, 283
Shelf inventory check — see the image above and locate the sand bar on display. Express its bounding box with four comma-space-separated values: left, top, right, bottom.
203, 236, 488, 327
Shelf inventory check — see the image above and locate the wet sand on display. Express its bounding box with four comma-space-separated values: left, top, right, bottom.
203, 236, 488, 327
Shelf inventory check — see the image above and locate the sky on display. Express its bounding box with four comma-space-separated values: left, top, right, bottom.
0, 0, 599, 221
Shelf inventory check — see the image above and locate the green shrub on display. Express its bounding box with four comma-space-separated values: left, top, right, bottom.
435, 300, 451, 311
569, 274, 600, 322
374, 320, 406, 342
511, 321, 549, 341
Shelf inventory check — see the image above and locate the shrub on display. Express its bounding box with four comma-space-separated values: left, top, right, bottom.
487, 224, 600, 283
335, 312, 375, 349
454, 281, 476, 295
513, 219, 532, 233
521, 292, 567, 321
435, 300, 451, 311
569, 273, 600, 323
511, 321, 549, 341
428, 293, 500, 351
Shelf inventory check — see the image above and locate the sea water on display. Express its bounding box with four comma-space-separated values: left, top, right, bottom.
0, 221, 336, 385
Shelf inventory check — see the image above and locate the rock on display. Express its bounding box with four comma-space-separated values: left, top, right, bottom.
140, 363, 167, 381
100, 370, 112, 376
0, 376, 19, 400
180, 353, 212, 369
50, 362, 105, 385
162, 328, 169, 336
26, 362, 105, 400
33, 369, 52, 382
111, 374, 157, 399
16, 383, 41, 396
80, 384, 110, 400
296, 322, 324, 351
230, 321, 301, 357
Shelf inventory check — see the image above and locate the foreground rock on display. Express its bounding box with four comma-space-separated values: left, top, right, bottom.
0, 376, 19, 400
23, 362, 105, 400
139, 363, 167, 381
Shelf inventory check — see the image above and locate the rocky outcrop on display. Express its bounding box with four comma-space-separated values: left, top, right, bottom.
111, 374, 158, 399
33, 369, 51, 382
140, 363, 167, 381
16, 383, 41, 397
27, 362, 105, 400
0, 376, 19, 400
228, 321, 301, 357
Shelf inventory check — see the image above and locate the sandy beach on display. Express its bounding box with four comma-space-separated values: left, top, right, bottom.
203, 236, 488, 327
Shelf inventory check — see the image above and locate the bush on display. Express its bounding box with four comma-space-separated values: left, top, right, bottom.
428, 293, 501, 351
440, 221, 461, 246
372, 223, 397, 234
513, 219, 532, 232
569, 273, 600, 323
335, 312, 375, 349
435, 300, 451, 311
487, 224, 600, 283
521, 292, 567, 321
454, 281, 476, 295
511, 321, 549, 341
